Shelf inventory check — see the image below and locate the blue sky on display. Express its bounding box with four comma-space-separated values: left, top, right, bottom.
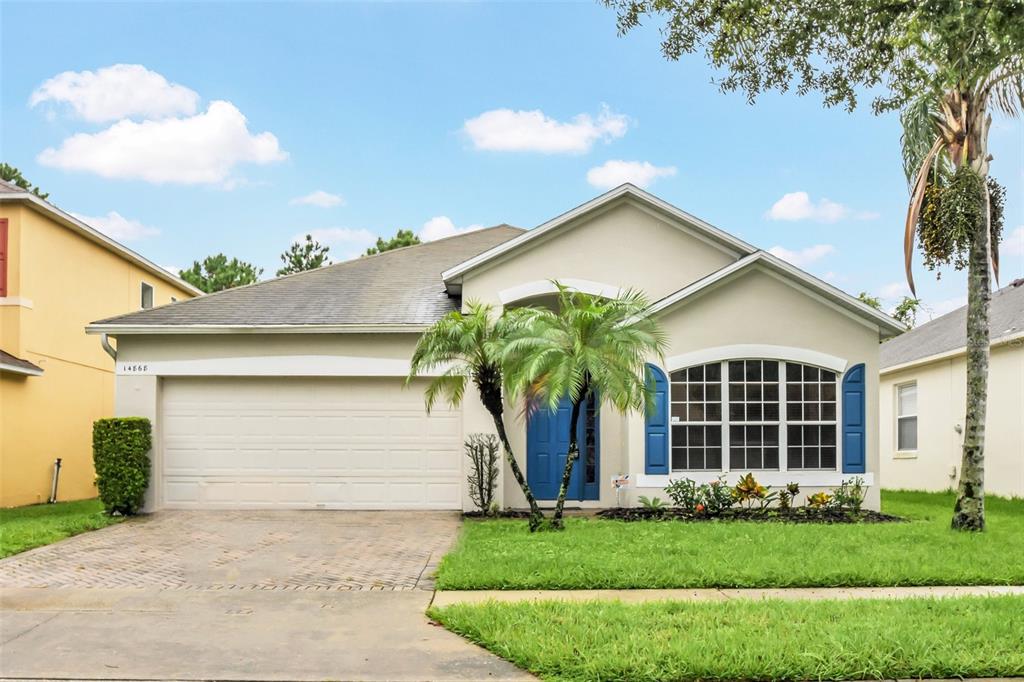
2, 1, 1022, 319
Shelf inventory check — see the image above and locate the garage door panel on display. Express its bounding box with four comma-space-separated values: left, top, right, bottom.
161, 377, 462, 510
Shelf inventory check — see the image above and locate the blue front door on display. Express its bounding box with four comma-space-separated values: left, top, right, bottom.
527, 394, 600, 501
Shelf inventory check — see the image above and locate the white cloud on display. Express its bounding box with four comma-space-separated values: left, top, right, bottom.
766, 191, 876, 223
586, 160, 677, 189
1004, 225, 1024, 257
880, 281, 912, 299
30, 64, 199, 123
37, 100, 287, 185
290, 190, 344, 208
767, 244, 836, 267
419, 216, 484, 242
463, 105, 628, 153
929, 296, 968, 318
300, 227, 377, 260
73, 210, 159, 241
162, 264, 181, 276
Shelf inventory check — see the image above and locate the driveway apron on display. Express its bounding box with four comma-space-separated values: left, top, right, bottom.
0, 511, 532, 681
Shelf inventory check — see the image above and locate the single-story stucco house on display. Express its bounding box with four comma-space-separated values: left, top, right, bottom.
880, 279, 1023, 498
87, 185, 902, 512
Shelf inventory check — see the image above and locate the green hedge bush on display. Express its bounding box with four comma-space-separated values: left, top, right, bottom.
93, 417, 152, 515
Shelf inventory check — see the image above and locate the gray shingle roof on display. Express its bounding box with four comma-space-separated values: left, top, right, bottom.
91, 225, 524, 328
880, 279, 1024, 369
0, 350, 44, 373
0, 179, 28, 194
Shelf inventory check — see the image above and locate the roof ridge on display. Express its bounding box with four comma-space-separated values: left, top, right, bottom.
88, 224, 526, 327
163, 224, 525, 307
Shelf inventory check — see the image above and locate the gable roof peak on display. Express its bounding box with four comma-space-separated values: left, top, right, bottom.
441, 186, 757, 284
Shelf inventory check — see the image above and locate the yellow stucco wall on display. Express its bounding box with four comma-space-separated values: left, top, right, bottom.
0, 203, 196, 507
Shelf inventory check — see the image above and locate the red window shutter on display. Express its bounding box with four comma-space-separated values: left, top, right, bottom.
0, 219, 8, 297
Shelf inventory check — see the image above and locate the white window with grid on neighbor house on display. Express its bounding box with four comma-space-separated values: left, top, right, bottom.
896, 383, 917, 452
669, 359, 839, 473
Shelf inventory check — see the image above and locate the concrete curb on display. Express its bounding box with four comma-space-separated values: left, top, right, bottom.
432, 584, 1024, 607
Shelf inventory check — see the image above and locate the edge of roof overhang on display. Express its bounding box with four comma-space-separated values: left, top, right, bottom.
881, 329, 1024, 375
645, 251, 906, 338
85, 323, 432, 336
0, 192, 204, 297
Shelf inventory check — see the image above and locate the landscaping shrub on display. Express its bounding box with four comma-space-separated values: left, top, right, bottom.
92, 417, 152, 515
664, 476, 734, 516
465, 433, 500, 513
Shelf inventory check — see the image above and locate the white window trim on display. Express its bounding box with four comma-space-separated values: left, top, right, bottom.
895, 382, 918, 456
666, 344, 848, 374
140, 281, 154, 310
667, 358, 843, 476
638, 472, 874, 488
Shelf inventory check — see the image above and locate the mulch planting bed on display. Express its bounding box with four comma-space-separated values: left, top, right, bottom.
596, 507, 905, 524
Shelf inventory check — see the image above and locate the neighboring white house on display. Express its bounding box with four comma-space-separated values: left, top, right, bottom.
87, 185, 902, 512
880, 279, 1024, 498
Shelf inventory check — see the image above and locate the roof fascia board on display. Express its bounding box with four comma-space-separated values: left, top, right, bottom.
441, 184, 756, 283
881, 329, 1024, 375
0, 193, 203, 296
86, 323, 431, 336
0, 361, 44, 376
647, 251, 904, 336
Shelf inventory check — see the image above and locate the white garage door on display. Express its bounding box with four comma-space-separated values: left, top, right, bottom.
160, 377, 462, 509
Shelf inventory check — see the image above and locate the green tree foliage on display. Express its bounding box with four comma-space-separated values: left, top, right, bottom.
893, 296, 922, 329
180, 254, 263, 293
501, 284, 668, 529
857, 292, 883, 311
408, 302, 545, 530
365, 229, 420, 256
277, 234, 330, 276
1, 162, 48, 199
605, 0, 1024, 532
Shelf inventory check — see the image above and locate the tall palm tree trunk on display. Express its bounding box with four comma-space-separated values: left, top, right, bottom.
952, 186, 991, 531
490, 412, 544, 531
551, 385, 589, 530
476, 369, 544, 531
947, 88, 991, 531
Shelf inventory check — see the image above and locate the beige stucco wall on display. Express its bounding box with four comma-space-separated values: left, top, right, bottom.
880, 342, 1024, 498
460, 198, 739, 308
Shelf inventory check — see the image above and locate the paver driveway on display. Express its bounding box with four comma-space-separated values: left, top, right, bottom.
1, 510, 456, 591
0, 511, 532, 681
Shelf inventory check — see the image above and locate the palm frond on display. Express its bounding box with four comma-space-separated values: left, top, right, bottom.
900, 95, 946, 187
903, 136, 945, 296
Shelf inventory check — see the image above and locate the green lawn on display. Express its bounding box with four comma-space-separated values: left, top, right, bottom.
0, 499, 121, 558
436, 490, 1024, 589
429, 595, 1024, 681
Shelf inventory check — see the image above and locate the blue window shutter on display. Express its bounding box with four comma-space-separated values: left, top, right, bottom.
645, 363, 669, 475
842, 363, 866, 474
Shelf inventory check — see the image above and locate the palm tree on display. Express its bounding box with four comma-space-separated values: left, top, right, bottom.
901, 63, 1022, 531
502, 284, 668, 529
407, 302, 545, 531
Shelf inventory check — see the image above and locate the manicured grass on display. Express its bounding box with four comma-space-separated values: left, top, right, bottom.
0, 499, 121, 558
429, 595, 1024, 681
437, 490, 1024, 589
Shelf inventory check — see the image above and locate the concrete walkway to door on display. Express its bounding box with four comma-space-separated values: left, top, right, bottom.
0, 511, 533, 681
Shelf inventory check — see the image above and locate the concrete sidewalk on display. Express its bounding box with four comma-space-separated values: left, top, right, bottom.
432, 584, 1024, 607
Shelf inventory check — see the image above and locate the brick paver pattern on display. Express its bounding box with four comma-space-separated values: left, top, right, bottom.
0, 510, 460, 591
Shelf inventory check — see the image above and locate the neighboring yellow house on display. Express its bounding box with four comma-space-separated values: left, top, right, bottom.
0, 179, 200, 507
